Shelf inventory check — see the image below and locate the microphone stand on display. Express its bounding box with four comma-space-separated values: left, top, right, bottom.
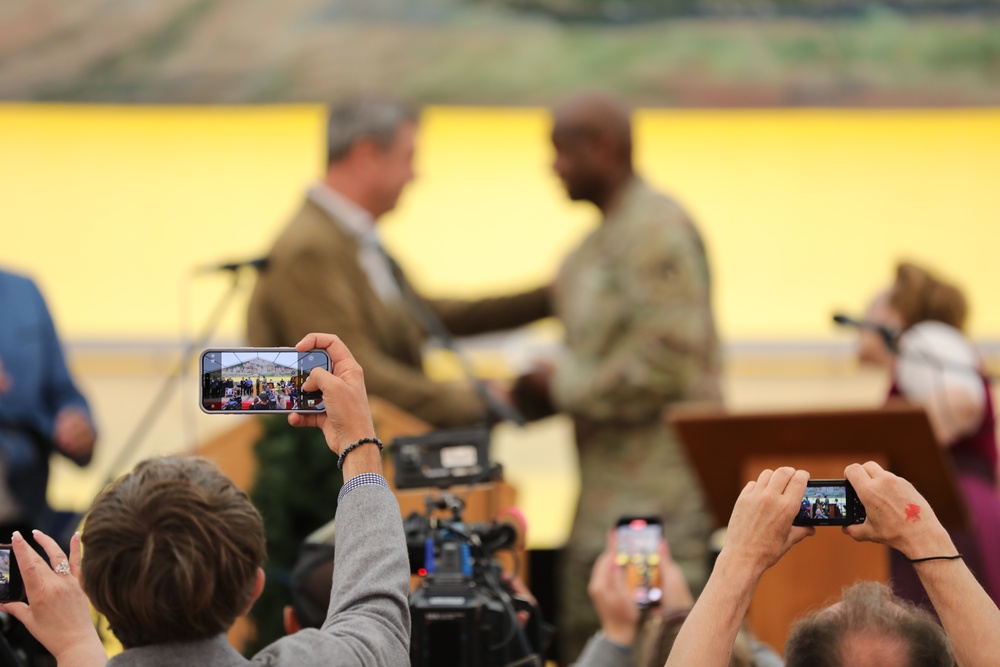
103, 270, 247, 486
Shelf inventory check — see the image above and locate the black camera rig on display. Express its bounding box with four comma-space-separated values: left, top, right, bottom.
403, 488, 551, 666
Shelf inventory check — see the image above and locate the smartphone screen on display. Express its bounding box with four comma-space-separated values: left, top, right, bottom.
615, 516, 663, 609
200, 349, 330, 413
795, 481, 852, 527
0, 545, 23, 602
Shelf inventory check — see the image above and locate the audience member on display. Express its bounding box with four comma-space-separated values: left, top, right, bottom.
0, 268, 97, 548
859, 261, 1000, 607
575, 532, 781, 667
665, 462, 1000, 667
514, 92, 722, 657
284, 519, 337, 634
0, 333, 411, 667
783, 581, 951, 666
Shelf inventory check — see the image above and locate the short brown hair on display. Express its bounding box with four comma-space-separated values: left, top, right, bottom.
890, 262, 967, 331
82, 457, 266, 648
638, 611, 754, 667
784, 581, 953, 667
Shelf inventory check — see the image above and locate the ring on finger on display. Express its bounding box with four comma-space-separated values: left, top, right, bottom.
54, 559, 71, 575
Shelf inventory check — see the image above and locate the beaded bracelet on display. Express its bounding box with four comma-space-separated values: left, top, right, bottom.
906, 553, 963, 564
337, 437, 384, 471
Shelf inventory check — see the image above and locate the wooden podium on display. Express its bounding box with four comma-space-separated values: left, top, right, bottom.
671, 404, 968, 652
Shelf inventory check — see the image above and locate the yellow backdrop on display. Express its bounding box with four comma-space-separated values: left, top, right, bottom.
1, 104, 998, 345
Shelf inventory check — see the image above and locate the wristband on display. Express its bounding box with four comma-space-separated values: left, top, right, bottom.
906, 553, 963, 564
337, 437, 384, 471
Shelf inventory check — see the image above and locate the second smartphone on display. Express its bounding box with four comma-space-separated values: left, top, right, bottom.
615, 516, 663, 609
200, 348, 330, 414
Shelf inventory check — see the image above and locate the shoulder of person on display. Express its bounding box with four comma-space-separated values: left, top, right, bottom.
896, 321, 984, 403
622, 181, 699, 237
271, 202, 353, 260
0, 269, 41, 294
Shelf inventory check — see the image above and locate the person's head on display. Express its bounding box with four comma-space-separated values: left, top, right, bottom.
550, 92, 634, 209
784, 581, 952, 667
889, 262, 967, 332
284, 539, 336, 634
638, 611, 755, 667
81, 457, 267, 648
324, 96, 420, 219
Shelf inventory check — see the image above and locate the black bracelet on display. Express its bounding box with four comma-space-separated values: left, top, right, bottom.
337, 437, 384, 471
906, 553, 963, 564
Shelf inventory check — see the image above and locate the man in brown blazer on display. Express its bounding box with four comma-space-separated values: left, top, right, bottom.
248, 98, 550, 428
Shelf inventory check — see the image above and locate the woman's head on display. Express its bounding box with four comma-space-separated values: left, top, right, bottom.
889, 262, 967, 331
81, 457, 266, 648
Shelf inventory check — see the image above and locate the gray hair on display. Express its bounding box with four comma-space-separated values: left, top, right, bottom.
784, 581, 953, 667
326, 97, 419, 165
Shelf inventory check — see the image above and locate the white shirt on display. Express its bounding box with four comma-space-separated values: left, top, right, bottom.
307, 183, 402, 304
895, 321, 985, 408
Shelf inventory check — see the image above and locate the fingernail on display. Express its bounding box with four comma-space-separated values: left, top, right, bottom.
12, 531, 22, 542
31, 529, 40, 535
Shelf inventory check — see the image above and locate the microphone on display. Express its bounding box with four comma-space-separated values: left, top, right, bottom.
832, 313, 898, 353
197, 257, 269, 274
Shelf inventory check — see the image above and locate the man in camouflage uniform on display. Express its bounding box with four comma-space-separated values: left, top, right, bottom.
532, 93, 722, 659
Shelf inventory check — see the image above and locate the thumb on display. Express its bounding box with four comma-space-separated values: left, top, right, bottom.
843, 523, 872, 543
0, 601, 30, 624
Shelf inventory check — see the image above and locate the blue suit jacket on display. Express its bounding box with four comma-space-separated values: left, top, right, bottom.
0, 269, 92, 527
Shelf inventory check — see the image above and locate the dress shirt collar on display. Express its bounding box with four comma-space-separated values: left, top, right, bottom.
307, 182, 377, 245
306, 183, 402, 303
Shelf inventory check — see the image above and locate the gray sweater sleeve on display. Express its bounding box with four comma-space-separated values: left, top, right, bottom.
573, 633, 633, 667
254, 484, 411, 666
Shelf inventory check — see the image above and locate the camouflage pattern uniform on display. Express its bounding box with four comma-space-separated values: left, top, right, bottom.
553, 177, 722, 660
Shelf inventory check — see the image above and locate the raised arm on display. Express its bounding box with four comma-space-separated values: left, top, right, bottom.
429, 285, 552, 337
278, 333, 410, 666
844, 461, 1000, 667
666, 468, 813, 667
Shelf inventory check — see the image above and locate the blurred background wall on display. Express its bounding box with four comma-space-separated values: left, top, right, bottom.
4, 104, 999, 343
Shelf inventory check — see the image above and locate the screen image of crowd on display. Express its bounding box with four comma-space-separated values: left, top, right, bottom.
0, 549, 9, 599
798, 485, 848, 521
201, 352, 324, 411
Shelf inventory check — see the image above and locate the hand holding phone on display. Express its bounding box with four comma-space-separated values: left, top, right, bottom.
614, 516, 663, 609
793, 479, 867, 527
200, 348, 331, 413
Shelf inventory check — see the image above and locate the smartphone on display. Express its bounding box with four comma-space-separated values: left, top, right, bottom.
794, 479, 867, 527
0, 544, 24, 602
200, 348, 330, 414
614, 516, 663, 609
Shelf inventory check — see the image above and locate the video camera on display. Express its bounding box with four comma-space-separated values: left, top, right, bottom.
394, 429, 550, 667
